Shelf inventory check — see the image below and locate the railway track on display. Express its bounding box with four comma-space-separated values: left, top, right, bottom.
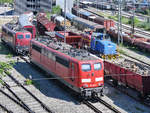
0, 103, 13, 113
82, 97, 121, 113
0, 88, 28, 113
1, 67, 53, 113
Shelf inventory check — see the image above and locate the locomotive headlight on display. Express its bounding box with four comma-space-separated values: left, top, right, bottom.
98, 83, 102, 86
83, 84, 88, 88
82, 79, 91, 83
95, 77, 103, 82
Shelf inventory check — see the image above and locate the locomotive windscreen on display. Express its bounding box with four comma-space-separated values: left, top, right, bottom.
25, 28, 33, 37
81, 64, 91, 72
94, 63, 102, 70
25, 34, 31, 39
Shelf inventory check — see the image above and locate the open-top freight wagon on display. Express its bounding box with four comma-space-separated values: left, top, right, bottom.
104, 58, 150, 98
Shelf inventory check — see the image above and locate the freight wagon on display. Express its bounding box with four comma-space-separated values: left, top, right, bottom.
30, 37, 104, 98
55, 31, 82, 47
109, 28, 150, 52
37, 13, 56, 35
104, 59, 150, 97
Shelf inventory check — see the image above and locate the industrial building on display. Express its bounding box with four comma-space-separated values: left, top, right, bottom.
14, 0, 54, 14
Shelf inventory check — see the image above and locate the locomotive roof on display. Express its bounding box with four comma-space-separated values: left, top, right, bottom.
34, 37, 100, 61
73, 17, 104, 29
3, 22, 29, 33
19, 12, 34, 27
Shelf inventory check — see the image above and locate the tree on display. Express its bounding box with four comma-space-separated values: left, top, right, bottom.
52, 5, 61, 15
1, 0, 14, 4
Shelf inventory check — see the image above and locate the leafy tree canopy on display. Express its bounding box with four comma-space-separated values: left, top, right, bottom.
52, 5, 61, 15
0, 0, 14, 4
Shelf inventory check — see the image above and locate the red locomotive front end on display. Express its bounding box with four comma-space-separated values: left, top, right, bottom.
1, 23, 32, 55
79, 60, 104, 97
15, 31, 32, 54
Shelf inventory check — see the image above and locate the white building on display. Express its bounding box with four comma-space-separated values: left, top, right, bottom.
56, 0, 73, 13
14, 0, 53, 14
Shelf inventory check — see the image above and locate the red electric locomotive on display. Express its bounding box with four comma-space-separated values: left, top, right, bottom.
30, 37, 104, 97
1, 23, 32, 54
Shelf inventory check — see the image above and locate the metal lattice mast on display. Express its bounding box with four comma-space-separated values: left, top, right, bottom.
131, 0, 135, 38
118, 0, 123, 44
64, 0, 66, 43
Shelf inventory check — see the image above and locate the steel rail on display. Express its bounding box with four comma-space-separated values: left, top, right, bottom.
95, 97, 121, 113
82, 100, 103, 113
0, 89, 30, 113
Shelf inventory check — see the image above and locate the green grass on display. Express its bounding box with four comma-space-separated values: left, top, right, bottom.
108, 14, 150, 31
5, 53, 13, 58
25, 79, 33, 85
0, 79, 4, 85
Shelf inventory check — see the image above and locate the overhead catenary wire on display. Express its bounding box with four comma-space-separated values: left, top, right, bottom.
1, 73, 149, 84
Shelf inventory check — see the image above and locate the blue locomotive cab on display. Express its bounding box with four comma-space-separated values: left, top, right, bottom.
90, 33, 117, 55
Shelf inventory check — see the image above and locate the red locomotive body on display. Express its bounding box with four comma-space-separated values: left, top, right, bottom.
104, 59, 150, 97
1, 23, 32, 54
37, 13, 56, 35
30, 37, 104, 97
19, 12, 36, 38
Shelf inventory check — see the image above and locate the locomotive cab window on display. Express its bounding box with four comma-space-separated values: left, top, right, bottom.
82, 64, 91, 72
17, 35, 24, 39
25, 34, 31, 39
94, 63, 102, 70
